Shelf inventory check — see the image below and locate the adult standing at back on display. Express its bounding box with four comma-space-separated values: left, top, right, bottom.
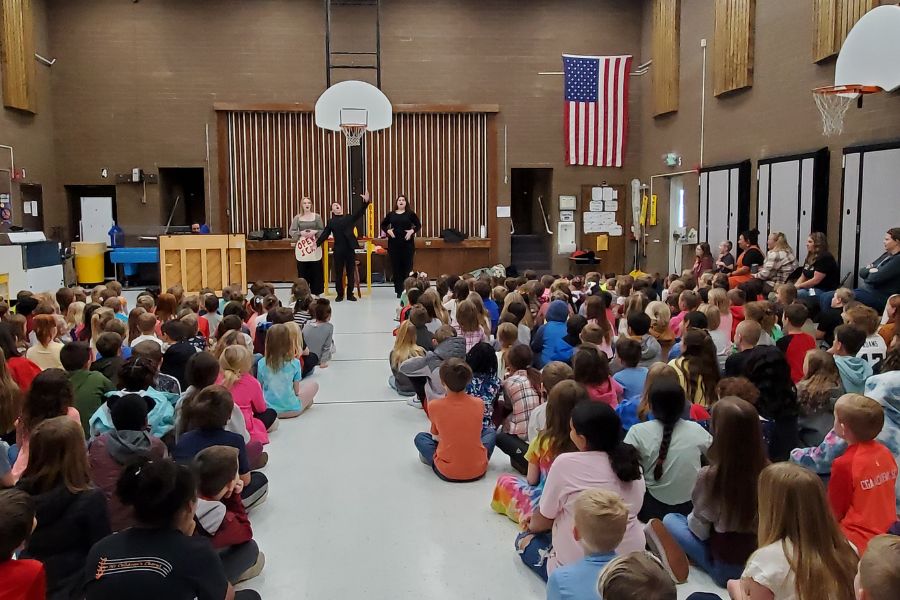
316, 191, 373, 302
289, 197, 325, 296
820, 227, 900, 313
795, 232, 840, 302
380, 194, 421, 298
727, 229, 765, 289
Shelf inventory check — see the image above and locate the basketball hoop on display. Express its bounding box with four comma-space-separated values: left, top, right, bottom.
341, 123, 367, 147
812, 84, 880, 136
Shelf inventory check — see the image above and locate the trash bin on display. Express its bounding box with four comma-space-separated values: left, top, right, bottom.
72, 242, 106, 284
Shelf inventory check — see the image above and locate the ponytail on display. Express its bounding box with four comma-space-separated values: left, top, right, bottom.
117, 458, 196, 528
647, 378, 686, 481
218, 345, 251, 390
571, 401, 642, 482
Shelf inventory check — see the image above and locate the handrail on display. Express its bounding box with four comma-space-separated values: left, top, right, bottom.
510, 221, 515, 235
537, 195, 552, 235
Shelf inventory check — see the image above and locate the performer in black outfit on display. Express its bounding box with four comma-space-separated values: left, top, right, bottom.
380, 195, 421, 298
316, 191, 372, 302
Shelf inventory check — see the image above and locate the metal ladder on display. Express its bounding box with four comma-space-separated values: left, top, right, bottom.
324, 0, 382, 89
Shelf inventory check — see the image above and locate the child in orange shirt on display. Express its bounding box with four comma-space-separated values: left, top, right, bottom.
828, 393, 898, 554
413, 358, 495, 482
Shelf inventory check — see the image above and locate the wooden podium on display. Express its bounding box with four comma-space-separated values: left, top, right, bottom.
159, 234, 246, 295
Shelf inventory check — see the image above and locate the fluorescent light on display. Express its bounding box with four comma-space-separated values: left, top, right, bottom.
678, 189, 685, 228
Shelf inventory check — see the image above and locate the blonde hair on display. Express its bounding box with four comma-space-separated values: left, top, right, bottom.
834, 287, 855, 306
66, 301, 85, 330
263, 323, 293, 372
835, 393, 885, 441
466, 294, 492, 336
502, 291, 533, 328
420, 288, 449, 325
573, 489, 628, 554
455, 300, 481, 334
859, 535, 900, 600
285, 322, 304, 359
391, 321, 425, 369
843, 304, 881, 336
707, 287, 730, 315
744, 301, 777, 334
698, 304, 721, 331
579, 323, 605, 345
769, 231, 793, 253
600, 552, 675, 600
219, 344, 252, 389
212, 329, 248, 359
756, 463, 858, 600
797, 350, 842, 415
645, 300, 671, 334
496, 322, 518, 349
91, 307, 115, 348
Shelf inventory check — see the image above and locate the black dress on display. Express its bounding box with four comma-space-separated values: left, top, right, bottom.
380, 210, 422, 296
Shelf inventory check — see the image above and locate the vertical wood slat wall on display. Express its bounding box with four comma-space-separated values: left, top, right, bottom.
0, 0, 35, 113
224, 111, 490, 239
365, 113, 488, 238
813, 0, 880, 63
651, 0, 680, 116
225, 112, 350, 234
713, 0, 756, 97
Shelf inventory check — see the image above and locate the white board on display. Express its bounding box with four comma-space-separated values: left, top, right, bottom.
80, 197, 114, 245
700, 164, 744, 250
757, 153, 824, 264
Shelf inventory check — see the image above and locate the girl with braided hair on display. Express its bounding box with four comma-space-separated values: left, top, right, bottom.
625, 378, 711, 523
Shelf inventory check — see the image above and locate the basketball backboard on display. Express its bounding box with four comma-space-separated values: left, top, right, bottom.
835, 4, 900, 92
314, 80, 392, 132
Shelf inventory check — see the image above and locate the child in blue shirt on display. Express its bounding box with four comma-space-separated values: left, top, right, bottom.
474, 279, 500, 334
546, 488, 628, 600
613, 337, 648, 431
256, 323, 317, 418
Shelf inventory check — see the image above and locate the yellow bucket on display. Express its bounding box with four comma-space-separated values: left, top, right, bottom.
72, 242, 106, 284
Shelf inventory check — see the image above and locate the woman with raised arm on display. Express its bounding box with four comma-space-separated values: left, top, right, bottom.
316, 191, 373, 302
289, 196, 325, 296
380, 194, 421, 298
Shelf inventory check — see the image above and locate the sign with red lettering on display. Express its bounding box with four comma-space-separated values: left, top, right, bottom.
295, 236, 323, 262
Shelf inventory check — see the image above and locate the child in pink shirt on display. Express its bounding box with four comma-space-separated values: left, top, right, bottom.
219, 345, 277, 445
572, 345, 623, 408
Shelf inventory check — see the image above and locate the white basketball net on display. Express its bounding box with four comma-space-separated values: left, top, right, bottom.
341, 124, 367, 147
813, 91, 854, 137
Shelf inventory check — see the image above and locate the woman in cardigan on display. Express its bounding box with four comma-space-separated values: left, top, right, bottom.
289, 197, 325, 295
380, 194, 422, 298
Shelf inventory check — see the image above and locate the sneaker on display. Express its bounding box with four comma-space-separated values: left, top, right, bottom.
266, 419, 279, 433
335, 296, 344, 302
644, 519, 689, 584
237, 552, 266, 583
347, 294, 357, 301
418, 453, 429, 465
406, 397, 423, 409
244, 489, 268, 512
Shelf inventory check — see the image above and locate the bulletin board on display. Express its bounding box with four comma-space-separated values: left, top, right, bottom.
580, 184, 627, 274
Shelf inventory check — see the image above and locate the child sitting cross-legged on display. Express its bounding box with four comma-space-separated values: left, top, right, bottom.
161, 319, 198, 389
413, 358, 495, 482
399, 324, 466, 410
88, 393, 167, 531
491, 380, 586, 524
494, 344, 543, 475
90, 332, 124, 387
192, 445, 265, 585
775, 303, 817, 384
546, 489, 629, 600
828, 393, 898, 554
572, 344, 623, 408
612, 337, 648, 423
0, 488, 45, 600
388, 321, 424, 397
219, 345, 278, 444
302, 299, 335, 367
464, 342, 501, 437
60, 341, 114, 438
256, 323, 318, 419
796, 349, 844, 447
89, 357, 175, 442
855, 534, 900, 600
599, 552, 676, 600
829, 324, 873, 394
129, 311, 163, 350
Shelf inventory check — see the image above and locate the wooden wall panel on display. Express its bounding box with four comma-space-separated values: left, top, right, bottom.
365, 113, 489, 239
813, 0, 881, 62
713, 0, 756, 97
652, 0, 680, 116
0, 0, 35, 113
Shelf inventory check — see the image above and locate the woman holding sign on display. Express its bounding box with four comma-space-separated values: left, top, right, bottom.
380, 194, 421, 298
289, 197, 325, 295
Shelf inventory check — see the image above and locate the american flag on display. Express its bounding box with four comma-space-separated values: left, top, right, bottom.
563, 54, 633, 168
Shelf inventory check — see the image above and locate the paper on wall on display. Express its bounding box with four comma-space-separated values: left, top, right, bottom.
584, 222, 605, 234
604, 200, 618, 212
602, 187, 614, 201
496, 206, 511, 218
609, 225, 623, 237
31, 201, 38, 216
23, 203, 31, 215
611, 189, 618, 200
589, 200, 604, 212
596, 234, 609, 251
591, 187, 604, 201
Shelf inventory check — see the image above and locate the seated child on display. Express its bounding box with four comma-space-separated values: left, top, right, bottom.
526, 361, 574, 442
174, 385, 268, 510
547, 489, 628, 600
776, 303, 817, 383
61, 342, 114, 437
89, 357, 175, 440
724, 320, 762, 377
302, 299, 335, 366
408, 305, 435, 351
202, 293, 222, 333
0, 488, 45, 599
161, 320, 198, 388
611, 312, 661, 371
495, 321, 518, 376
530, 299, 572, 367
828, 394, 898, 554
465, 342, 501, 435
726, 288, 746, 339
413, 358, 494, 482
180, 313, 207, 353
599, 552, 675, 600
817, 287, 855, 346
256, 323, 317, 418
130, 311, 163, 349
796, 349, 844, 447
855, 534, 900, 600
612, 337, 648, 429
90, 332, 124, 386
220, 345, 277, 444
388, 321, 425, 397
88, 393, 167, 531
132, 340, 182, 398
495, 345, 543, 474
830, 324, 873, 394
399, 325, 466, 408
844, 304, 889, 373
572, 345, 623, 408
579, 322, 612, 360
192, 445, 264, 584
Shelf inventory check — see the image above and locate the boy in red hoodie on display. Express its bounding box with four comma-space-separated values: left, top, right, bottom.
726, 288, 746, 339
776, 303, 817, 384
192, 446, 264, 584
828, 394, 898, 554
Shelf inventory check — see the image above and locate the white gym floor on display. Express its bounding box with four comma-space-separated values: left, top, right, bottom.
127, 285, 726, 598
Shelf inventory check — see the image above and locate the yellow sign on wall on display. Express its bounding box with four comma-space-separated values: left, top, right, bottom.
650, 194, 658, 226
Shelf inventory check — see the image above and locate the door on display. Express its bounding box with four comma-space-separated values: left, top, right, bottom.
80, 197, 114, 244
19, 184, 43, 231
510, 169, 553, 272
